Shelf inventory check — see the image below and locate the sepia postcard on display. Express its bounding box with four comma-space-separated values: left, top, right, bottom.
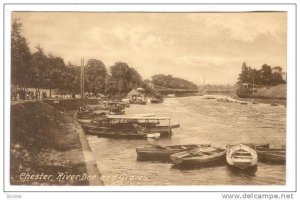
1, 2, 298, 200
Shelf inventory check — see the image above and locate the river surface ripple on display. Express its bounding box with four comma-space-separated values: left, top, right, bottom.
87, 95, 286, 185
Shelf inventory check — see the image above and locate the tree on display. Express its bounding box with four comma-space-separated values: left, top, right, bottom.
108, 62, 142, 94
31, 45, 48, 90
48, 54, 67, 96
11, 19, 32, 87
237, 62, 252, 84
260, 64, 272, 86
85, 59, 107, 95
237, 62, 286, 86
271, 73, 286, 85
151, 74, 198, 90
58, 66, 80, 96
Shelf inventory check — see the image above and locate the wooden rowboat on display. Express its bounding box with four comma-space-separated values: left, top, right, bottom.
170, 146, 227, 168
136, 144, 211, 162
256, 147, 286, 164
226, 144, 257, 171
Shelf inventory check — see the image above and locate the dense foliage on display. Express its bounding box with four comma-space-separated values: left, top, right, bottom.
11, 19, 197, 97
151, 74, 198, 90
11, 19, 32, 87
85, 59, 107, 95
107, 62, 143, 94
237, 62, 286, 86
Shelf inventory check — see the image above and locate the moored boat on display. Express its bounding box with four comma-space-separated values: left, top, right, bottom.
87, 128, 149, 139
170, 146, 227, 168
108, 101, 126, 115
82, 115, 180, 139
150, 95, 164, 104
256, 147, 286, 164
136, 143, 211, 162
226, 144, 257, 172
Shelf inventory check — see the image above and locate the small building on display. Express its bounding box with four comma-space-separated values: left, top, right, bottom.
242, 83, 250, 88
282, 72, 287, 82
272, 66, 283, 74
126, 88, 146, 104
272, 66, 286, 82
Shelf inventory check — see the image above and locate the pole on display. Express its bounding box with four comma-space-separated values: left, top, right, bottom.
203, 75, 206, 94
80, 57, 85, 99
80, 58, 82, 98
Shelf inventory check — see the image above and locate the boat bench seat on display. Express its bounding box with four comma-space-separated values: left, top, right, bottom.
233, 155, 252, 158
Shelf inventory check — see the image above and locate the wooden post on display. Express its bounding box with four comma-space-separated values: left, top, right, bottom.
80, 57, 85, 99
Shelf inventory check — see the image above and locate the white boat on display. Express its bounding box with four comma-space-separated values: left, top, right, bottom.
226, 144, 257, 170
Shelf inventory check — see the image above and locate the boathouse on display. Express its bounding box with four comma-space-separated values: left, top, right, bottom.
126, 88, 146, 103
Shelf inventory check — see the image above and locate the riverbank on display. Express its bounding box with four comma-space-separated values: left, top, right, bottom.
233, 84, 286, 106
232, 96, 286, 106
10, 101, 103, 185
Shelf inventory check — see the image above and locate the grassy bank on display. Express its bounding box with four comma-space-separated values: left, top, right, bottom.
252, 84, 286, 99
233, 96, 286, 106
10, 101, 99, 185
235, 84, 287, 106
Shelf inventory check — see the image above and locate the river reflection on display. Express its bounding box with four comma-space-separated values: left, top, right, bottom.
87, 95, 286, 185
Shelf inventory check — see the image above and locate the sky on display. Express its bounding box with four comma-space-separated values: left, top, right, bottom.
12, 12, 287, 85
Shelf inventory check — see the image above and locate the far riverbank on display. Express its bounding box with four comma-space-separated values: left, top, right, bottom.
232, 95, 286, 106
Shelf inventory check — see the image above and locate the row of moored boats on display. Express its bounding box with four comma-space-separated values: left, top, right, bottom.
136, 143, 285, 174
76, 100, 180, 139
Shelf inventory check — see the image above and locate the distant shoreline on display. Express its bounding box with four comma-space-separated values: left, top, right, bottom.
232, 96, 286, 106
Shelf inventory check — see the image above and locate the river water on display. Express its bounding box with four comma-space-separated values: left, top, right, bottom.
87, 95, 286, 185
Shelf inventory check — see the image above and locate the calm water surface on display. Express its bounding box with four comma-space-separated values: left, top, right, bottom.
87, 95, 286, 185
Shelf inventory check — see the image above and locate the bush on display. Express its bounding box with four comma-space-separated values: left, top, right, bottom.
236, 86, 251, 98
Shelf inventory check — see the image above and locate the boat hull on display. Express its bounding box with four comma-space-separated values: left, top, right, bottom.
256, 148, 286, 164
88, 129, 148, 139
173, 154, 227, 168
150, 99, 164, 104
136, 144, 210, 162
170, 147, 227, 168
227, 164, 258, 176
82, 123, 178, 138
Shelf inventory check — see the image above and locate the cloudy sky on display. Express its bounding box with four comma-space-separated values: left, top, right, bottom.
12, 12, 287, 85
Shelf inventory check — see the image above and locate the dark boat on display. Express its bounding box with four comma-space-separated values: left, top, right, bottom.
83, 115, 180, 139
170, 146, 227, 168
88, 129, 149, 139
108, 101, 126, 115
150, 95, 164, 104
256, 147, 286, 164
226, 144, 257, 173
150, 98, 164, 104
217, 98, 230, 102
136, 143, 211, 162
77, 105, 108, 119
203, 96, 216, 100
